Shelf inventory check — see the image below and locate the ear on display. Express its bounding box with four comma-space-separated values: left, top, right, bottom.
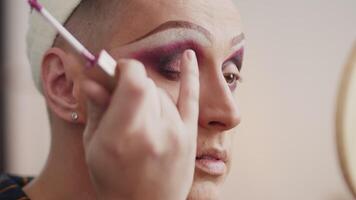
41, 47, 85, 124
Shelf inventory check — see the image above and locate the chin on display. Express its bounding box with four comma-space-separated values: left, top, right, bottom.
186, 171, 226, 200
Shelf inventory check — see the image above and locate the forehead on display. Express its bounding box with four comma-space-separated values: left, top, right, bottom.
104, 0, 243, 47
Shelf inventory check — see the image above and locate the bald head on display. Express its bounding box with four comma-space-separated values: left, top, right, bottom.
55, 0, 241, 53
53, 0, 122, 54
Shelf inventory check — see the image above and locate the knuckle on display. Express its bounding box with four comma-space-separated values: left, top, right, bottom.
128, 59, 145, 70
118, 59, 144, 68
121, 59, 146, 75
124, 77, 147, 98
96, 137, 125, 160
169, 134, 181, 151
147, 143, 163, 159
119, 61, 150, 98
166, 127, 185, 155
138, 132, 163, 157
120, 59, 146, 77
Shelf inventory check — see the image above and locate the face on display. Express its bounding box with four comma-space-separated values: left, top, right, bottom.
82, 0, 243, 199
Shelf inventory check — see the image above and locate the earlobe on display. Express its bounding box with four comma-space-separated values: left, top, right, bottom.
41, 47, 85, 124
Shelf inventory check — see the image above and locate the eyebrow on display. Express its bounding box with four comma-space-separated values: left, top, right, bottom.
231, 33, 245, 47
125, 20, 245, 47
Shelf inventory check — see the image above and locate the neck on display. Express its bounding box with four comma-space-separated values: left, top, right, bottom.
24, 118, 97, 200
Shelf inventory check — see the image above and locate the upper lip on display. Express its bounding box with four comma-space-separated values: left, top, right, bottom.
196, 148, 228, 163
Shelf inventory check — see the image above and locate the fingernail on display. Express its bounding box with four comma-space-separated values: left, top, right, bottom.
186, 49, 196, 61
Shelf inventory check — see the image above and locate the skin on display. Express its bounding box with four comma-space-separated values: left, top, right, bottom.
24, 0, 243, 199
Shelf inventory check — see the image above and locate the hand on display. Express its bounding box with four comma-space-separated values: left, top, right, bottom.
82, 50, 200, 200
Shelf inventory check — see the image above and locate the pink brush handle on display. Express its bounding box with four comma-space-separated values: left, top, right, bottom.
28, 0, 42, 12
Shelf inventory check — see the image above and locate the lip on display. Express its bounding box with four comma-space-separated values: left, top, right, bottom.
195, 149, 228, 176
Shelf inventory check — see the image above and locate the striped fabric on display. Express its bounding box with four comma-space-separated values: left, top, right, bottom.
0, 174, 32, 200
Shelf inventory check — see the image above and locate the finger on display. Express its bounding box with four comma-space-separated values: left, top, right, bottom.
146, 78, 161, 119
158, 87, 180, 119
110, 59, 148, 108
82, 79, 111, 145
101, 59, 149, 133
177, 50, 200, 128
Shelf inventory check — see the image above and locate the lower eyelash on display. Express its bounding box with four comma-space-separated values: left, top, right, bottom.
156, 54, 182, 81
158, 68, 181, 81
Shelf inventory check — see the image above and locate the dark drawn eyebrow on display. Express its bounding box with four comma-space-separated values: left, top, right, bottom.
125, 20, 245, 48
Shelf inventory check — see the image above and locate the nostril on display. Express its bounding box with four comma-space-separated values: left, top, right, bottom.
208, 121, 226, 127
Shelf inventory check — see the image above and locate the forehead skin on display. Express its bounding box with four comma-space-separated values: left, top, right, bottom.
106, 0, 243, 50
59, 0, 243, 55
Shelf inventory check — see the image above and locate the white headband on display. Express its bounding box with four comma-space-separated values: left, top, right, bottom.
26, 0, 82, 93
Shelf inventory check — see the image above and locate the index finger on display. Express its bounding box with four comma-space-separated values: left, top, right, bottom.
177, 50, 200, 128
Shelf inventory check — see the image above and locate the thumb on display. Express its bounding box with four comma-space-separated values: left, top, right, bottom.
82, 79, 111, 146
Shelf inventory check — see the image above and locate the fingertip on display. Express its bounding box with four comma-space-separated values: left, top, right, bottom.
116, 59, 148, 87
117, 59, 146, 74
182, 49, 199, 76
185, 49, 196, 61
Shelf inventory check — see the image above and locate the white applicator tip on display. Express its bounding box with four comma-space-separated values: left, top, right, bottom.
97, 50, 117, 77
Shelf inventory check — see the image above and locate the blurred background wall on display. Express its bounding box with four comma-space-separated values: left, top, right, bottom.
0, 0, 5, 173
4, 0, 356, 199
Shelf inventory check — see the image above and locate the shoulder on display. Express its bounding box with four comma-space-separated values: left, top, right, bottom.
0, 173, 33, 200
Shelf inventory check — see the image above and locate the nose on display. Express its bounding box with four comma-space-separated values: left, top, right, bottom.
198, 70, 241, 131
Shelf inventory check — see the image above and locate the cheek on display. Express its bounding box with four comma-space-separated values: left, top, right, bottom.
225, 133, 235, 171
145, 67, 180, 103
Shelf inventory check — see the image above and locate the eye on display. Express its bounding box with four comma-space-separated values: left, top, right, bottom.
157, 55, 182, 81
158, 65, 181, 81
131, 41, 201, 82
223, 61, 242, 90
224, 73, 239, 84
223, 72, 241, 91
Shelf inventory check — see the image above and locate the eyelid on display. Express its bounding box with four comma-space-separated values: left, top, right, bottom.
236, 71, 243, 83
223, 61, 243, 82
231, 41, 245, 53
130, 40, 203, 73
226, 48, 244, 63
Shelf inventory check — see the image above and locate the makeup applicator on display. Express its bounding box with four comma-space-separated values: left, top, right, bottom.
27, 0, 117, 77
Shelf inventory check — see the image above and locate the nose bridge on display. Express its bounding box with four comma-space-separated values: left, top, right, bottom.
199, 66, 241, 131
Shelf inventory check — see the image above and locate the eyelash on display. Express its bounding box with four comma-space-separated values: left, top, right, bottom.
156, 53, 182, 81
158, 66, 181, 81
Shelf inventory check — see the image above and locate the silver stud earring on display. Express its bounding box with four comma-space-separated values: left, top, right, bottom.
71, 112, 79, 121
